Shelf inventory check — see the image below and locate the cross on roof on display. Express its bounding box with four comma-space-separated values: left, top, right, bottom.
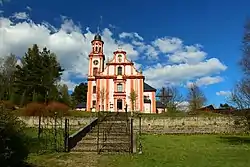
156, 87, 173, 104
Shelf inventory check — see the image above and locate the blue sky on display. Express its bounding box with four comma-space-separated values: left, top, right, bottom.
0, 0, 250, 107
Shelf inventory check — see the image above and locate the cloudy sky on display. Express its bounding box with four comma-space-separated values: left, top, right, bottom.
0, 0, 249, 107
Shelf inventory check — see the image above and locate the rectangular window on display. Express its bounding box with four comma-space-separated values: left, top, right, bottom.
92, 100, 96, 107
117, 84, 123, 92
117, 67, 122, 75
93, 86, 96, 93
93, 67, 98, 76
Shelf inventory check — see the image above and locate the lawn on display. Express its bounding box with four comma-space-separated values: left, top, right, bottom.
27, 134, 250, 167
98, 134, 250, 167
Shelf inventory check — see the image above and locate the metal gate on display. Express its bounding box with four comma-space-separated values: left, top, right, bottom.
37, 113, 69, 153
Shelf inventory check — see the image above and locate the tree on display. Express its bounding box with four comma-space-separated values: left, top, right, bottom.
0, 54, 18, 102
187, 83, 206, 114
96, 87, 108, 111
229, 18, 250, 129
58, 84, 71, 106
157, 86, 183, 112
129, 89, 138, 112
0, 103, 29, 166
71, 82, 88, 106
14, 44, 63, 105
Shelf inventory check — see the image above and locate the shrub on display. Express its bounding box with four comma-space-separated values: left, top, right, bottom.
0, 100, 15, 110
46, 101, 70, 117
0, 104, 29, 166
23, 102, 47, 116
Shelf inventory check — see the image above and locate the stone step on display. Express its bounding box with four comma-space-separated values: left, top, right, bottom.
99, 121, 129, 124
72, 142, 131, 152
88, 132, 130, 137
71, 144, 97, 152
83, 136, 131, 141
92, 128, 129, 133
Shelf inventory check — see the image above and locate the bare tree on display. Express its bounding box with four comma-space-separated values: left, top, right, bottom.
129, 89, 138, 113
229, 80, 250, 109
97, 87, 108, 111
187, 83, 206, 114
228, 80, 250, 129
228, 18, 250, 130
167, 87, 183, 111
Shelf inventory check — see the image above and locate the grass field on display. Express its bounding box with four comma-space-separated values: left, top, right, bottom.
27, 134, 250, 167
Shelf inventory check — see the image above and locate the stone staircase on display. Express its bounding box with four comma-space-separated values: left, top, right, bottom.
71, 112, 131, 153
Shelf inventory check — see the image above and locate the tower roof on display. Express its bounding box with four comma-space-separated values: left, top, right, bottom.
94, 34, 102, 41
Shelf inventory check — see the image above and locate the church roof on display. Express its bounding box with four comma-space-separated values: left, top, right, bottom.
94, 34, 102, 41
76, 102, 86, 109
144, 82, 156, 92
156, 101, 165, 108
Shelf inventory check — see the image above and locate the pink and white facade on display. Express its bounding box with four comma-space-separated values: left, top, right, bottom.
86, 34, 156, 113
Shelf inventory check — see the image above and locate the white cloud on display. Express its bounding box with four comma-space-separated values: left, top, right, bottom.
216, 91, 231, 96
26, 6, 32, 11
144, 58, 227, 89
176, 101, 189, 112
119, 32, 143, 41
195, 76, 224, 87
0, 10, 3, 14
12, 12, 29, 20
168, 45, 207, 64
152, 37, 182, 53
0, 13, 228, 91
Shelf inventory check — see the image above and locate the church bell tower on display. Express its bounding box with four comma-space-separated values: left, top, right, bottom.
87, 34, 105, 111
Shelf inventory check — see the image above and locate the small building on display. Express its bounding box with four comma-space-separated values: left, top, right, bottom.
75, 102, 86, 111
198, 105, 215, 112
156, 101, 165, 114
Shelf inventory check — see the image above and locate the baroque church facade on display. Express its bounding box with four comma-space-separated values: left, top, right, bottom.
86, 34, 157, 113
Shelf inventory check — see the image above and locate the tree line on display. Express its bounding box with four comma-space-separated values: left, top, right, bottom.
0, 44, 87, 108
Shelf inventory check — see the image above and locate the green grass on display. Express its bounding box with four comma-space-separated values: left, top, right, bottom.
98, 134, 250, 167
27, 134, 250, 167
24, 127, 79, 154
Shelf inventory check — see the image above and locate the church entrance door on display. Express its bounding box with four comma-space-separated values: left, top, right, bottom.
117, 99, 123, 111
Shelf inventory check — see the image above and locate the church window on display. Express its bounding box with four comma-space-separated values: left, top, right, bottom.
117, 66, 122, 75
95, 46, 98, 52
92, 100, 96, 108
93, 86, 96, 93
93, 67, 98, 76
117, 84, 123, 92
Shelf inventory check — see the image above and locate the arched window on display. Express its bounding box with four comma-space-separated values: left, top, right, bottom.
93, 67, 98, 76
117, 83, 123, 92
117, 66, 122, 75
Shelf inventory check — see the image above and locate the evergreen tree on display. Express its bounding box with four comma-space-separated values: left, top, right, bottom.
71, 82, 88, 105
14, 44, 63, 105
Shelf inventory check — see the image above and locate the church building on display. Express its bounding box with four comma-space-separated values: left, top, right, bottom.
86, 34, 157, 113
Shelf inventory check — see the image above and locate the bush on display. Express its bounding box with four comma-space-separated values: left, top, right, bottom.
0, 100, 15, 110
0, 104, 29, 166
46, 101, 70, 117
23, 102, 46, 116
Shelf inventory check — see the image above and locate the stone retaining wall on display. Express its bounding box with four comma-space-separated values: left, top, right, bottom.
133, 116, 247, 134
19, 116, 96, 130
19, 116, 247, 134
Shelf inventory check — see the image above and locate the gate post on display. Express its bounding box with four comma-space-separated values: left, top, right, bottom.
139, 115, 141, 136
64, 118, 69, 152
130, 118, 134, 153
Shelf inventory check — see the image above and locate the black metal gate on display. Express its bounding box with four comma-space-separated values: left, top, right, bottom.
37, 113, 70, 153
